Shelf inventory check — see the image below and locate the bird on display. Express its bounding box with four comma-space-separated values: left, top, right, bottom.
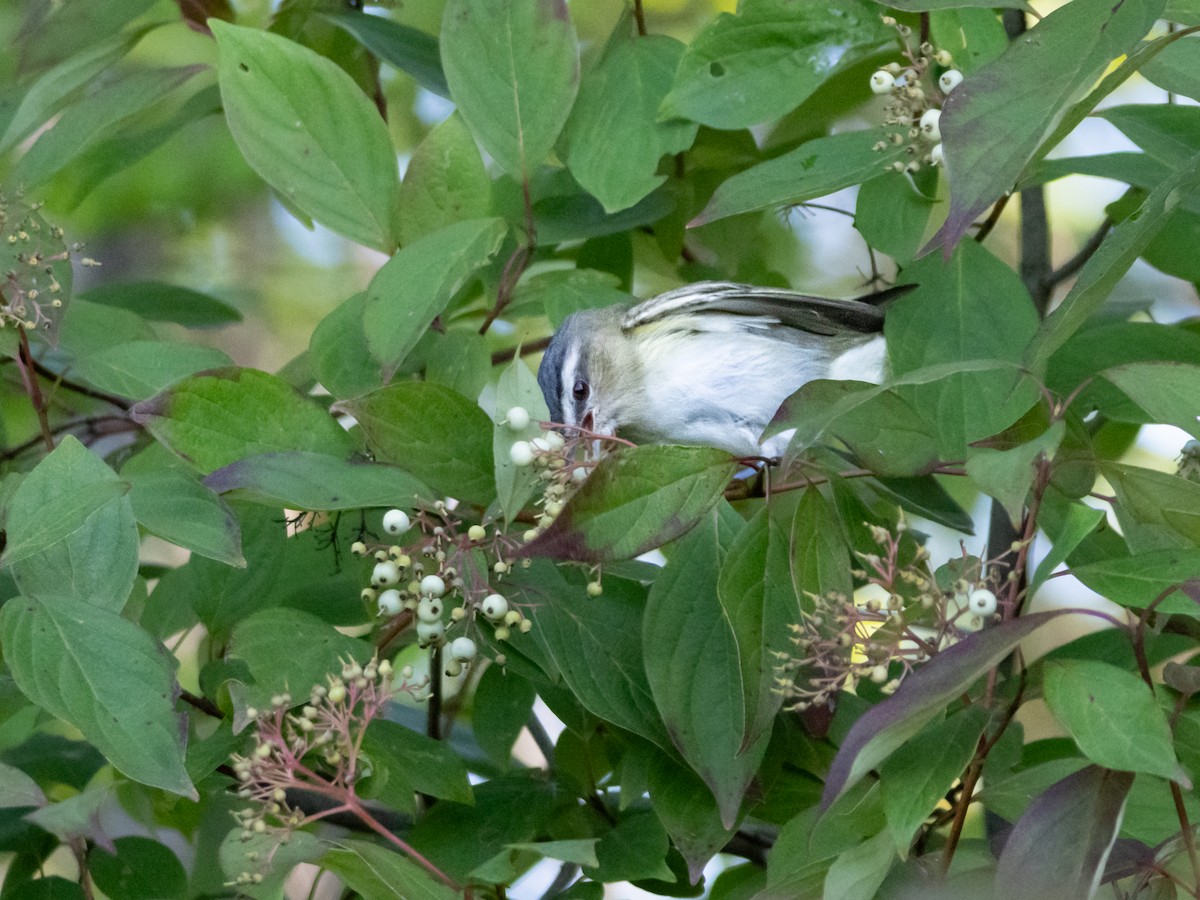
536, 280, 914, 457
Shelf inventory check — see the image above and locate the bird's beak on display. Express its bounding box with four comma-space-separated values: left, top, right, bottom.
581, 409, 595, 434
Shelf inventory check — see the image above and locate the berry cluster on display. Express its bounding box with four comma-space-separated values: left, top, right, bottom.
353, 500, 532, 676
869, 17, 964, 173
227, 657, 428, 887
775, 518, 1008, 712
0, 194, 76, 332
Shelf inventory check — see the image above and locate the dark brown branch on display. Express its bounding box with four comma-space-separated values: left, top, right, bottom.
972, 193, 1011, 244
0, 415, 136, 462
26, 356, 132, 410
180, 689, 224, 719
633, 0, 646, 36
16, 327, 53, 452
492, 335, 551, 367
1043, 218, 1113, 290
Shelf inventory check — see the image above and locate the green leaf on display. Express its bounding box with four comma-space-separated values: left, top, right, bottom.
644, 504, 767, 827
1070, 550, 1200, 613
587, 812, 673, 883
777, 381, 939, 478
855, 171, 938, 265
0, 761, 46, 808
13, 65, 200, 190
218, 830, 322, 899
880, 706, 987, 855
641, 743, 735, 882
23, 783, 114, 847
77, 281, 241, 328
822, 611, 1063, 808
361, 719, 474, 808
211, 20, 399, 252
397, 113, 492, 245
694, 128, 908, 225
886, 242, 1040, 456
441, 0, 579, 179
203, 451, 431, 511
323, 839, 461, 900
925, 0, 1165, 251
565, 33, 697, 213
1100, 104, 1200, 165
659, 0, 888, 129
309, 292, 380, 399
363, 218, 506, 380
821, 828, 895, 900
518, 560, 669, 748
717, 501, 796, 750
123, 447, 244, 567
527, 445, 737, 562
1106, 464, 1200, 552
227, 608, 372, 718
321, 11, 449, 97
966, 421, 1064, 524
492, 357, 550, 521
89, 836, 187, 900
471, 663, 535, 769
1141, 33, 1200, 99
0, 27, 152, 154
131, 368, 354, 474
508, 839, 599, 868
994, 765, 1135, 900
1, 436, 128, 569
868, 474, 975, 534
1030, 501, 1105, 593
0, 595, 193, 796
72, 340, 233, 399
886, 0, 1032, 8
1103, 361, 1200, 440
340, 382, 495, 505
507, 268, 629, 326
1043, 659, 1183, 781
3, 436, 137, 613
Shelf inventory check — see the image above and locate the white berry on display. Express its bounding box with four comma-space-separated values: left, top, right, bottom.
870, 665, 889, 684
968, 588, 997, 617
505, 406, 530, 430
544, 430, 565, 451
571, 466, 589, 483
930, 143, 944, 166
510, 441, 534, 467
586, 581, 602, 597
371, 561, 400, 588
938, 69, 963, 93
377, 589, 403, 616
420, 574, 446, 597
417, 596, 444, 622
481, 593, 509, 621
919, 108, 941, 142
416, 620, 445, 645
531, 437, 551, 453
870, 70, 895, 94
450, 636, 477, 662
467, 524, 487, 542
382, 509, 410, 535
934, 49, 953, 67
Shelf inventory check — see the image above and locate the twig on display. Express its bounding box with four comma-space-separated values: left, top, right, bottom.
633, 0, 646, 36
1042, 218, 1113, 290
492, 336, 551, 367
427, 645, 443, 741
180, 690, 224, 719
972, 193, 1011, 244
539, 862, 580, 900
15, 326, 53, 452
525, 710, 556, 767
1, 356, 132, 410
1172, 781, 1200, 894
941, 745, 984, 875
73, 839, 96, 900
479, 243, 532, 335
0, 414, 135, 462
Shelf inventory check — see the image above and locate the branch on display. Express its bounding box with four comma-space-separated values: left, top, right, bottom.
180, 689, 224, 719
1042, 218, 1113, 290
492, 335, 551, 367
15, 327, 53, 452
972, 193, 1011, 244
27, 355, 133, 410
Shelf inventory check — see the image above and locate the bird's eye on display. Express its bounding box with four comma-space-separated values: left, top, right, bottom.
572, 380, 589, 401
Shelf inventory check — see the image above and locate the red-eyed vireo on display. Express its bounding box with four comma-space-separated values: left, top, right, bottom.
536, 281, 913, 457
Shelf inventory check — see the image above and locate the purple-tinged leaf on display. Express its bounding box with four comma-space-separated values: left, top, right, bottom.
995, 765, 1134, 900
924, 0, 1164, 254
821, 611, 1063, 810
526, 445, 736, 562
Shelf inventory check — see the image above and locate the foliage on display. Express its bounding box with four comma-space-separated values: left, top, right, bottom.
0, 0, 1199, 897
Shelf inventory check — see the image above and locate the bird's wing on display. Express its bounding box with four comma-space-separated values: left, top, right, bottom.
622, 281, 913, 337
